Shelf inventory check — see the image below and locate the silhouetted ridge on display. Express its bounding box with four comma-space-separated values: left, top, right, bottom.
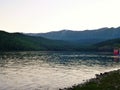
27, 27, 120, 45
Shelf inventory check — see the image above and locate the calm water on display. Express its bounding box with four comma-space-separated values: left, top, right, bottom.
0, 51, 120, 90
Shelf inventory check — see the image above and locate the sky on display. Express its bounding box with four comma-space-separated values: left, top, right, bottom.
0, 0, 120, 33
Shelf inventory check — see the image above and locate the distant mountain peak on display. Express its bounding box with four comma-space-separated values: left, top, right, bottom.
61, 29, 72, 31
26, 26, 120, 45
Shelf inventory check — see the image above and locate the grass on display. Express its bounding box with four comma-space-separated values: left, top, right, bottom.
60, 69, 120, 90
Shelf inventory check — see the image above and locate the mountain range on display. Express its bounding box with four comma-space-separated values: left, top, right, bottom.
0, 27, 120, 52
27, 27, 120, 45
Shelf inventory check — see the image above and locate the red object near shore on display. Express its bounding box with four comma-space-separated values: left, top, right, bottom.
114, 49, 119, 55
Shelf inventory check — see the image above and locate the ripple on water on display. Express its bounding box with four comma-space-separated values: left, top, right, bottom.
0, 51, 120, 90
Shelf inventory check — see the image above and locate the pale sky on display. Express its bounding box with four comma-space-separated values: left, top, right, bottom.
0, 0, 120, 33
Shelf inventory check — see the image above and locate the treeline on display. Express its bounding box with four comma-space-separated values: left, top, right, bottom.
0, 30, 120, 52
0, 31, 79, 51
93, 38, 120, 51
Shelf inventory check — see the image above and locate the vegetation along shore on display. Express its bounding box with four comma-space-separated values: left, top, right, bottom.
60, 69, 120, 90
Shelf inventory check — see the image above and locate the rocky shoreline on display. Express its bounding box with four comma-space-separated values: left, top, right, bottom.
60, 69, 120, 90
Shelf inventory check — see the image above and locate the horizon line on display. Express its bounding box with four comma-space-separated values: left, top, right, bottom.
0, 26, 120, 33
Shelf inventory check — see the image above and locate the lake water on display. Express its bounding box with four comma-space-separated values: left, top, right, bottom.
0, 51, 120, 90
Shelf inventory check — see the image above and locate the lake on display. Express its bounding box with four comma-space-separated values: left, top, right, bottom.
0, 51, 120, 90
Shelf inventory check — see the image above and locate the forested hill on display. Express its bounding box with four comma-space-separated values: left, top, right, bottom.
93, 38, 120, 51
0, 30, 75, 51
0, 30, 120, 52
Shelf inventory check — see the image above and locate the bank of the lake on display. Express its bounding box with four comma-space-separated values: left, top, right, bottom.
61, 69, 120, 90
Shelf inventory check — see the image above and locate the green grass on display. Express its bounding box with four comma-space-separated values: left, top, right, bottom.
61, 70, 120, 90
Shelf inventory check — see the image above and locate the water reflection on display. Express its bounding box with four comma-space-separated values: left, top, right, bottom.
0, 51, 120, 90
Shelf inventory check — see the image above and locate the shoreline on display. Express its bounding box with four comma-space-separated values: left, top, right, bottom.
60, 69, 120, 90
